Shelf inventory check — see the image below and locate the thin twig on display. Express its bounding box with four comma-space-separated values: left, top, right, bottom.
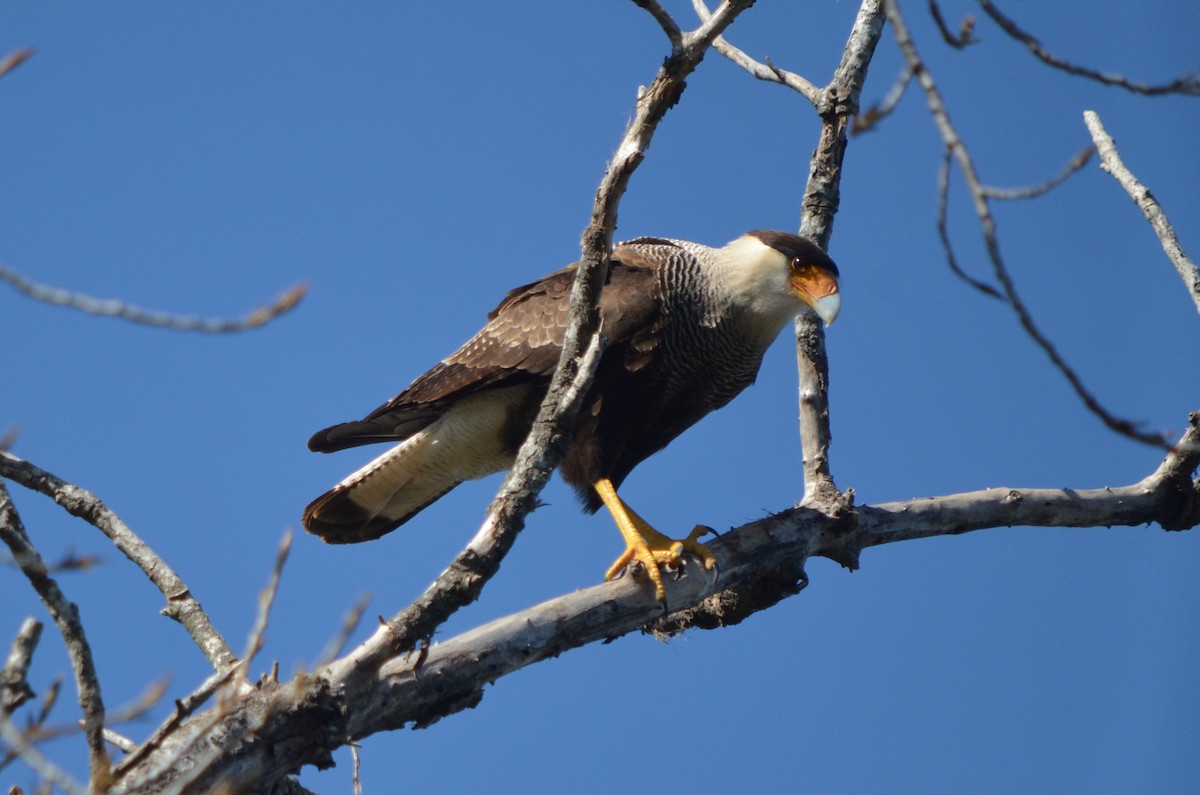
980, 0, 1200, 96
111, 665, 240, 779
0, 482, 110, 786
5, 671, 162, 755
1, 619, 42, 715
853, 65, 912, 134
313, 594, 371, 669
886, 0, 1172, 449
632, 0, 683, 48
102, 728, 138, 755
0, 451, 237, 672
936, 147, 1004, 299
352, 744, 363, 795
981, 145, 1094, 200
0, 263, 307, 333
1083, 111, 1200, 318
693, 0, 820, 105
31, 677, 61, 733
0, 713, 86, 795
0, 48, 33, 79
235, 530, 292, 685
928, 1, 977, 48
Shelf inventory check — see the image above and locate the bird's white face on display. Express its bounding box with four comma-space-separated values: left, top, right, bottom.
718, 235, 841, 330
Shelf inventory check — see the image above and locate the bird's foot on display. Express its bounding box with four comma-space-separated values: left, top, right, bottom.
604, 523, 717, 601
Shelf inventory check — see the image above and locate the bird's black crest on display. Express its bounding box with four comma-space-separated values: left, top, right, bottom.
746, 230, 839, 277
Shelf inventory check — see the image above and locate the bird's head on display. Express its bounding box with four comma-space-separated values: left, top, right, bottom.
724, 230, 841, 327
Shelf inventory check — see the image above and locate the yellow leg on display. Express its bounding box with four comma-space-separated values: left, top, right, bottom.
593, 477, 717, 601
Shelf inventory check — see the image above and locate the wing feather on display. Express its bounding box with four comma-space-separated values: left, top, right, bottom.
308, 241, 681, 453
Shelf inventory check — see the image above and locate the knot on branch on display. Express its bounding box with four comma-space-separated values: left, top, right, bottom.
1157, 478, 1200, 532
647, 567, 810, 638
808, 485, 860, 570
816, 85, 851, 119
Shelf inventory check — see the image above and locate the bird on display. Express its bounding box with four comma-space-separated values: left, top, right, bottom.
303, 230, 840, 600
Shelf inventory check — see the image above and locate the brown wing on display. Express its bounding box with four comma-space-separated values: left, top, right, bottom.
307, 244, 671, 453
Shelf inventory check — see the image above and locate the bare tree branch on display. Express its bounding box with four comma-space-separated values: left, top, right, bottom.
693, 0, 821, 105
981, 144, 1094, 200
0, 451, 237, 672
632, 0, 683, 48
796, 0, 884, 511
0, 712, 86, 795
928, 1, 978, 48
0, 263, 307, 333
351, 744, 363, 795
1083, 110, 1200, 318
936, 148, 1004, 299
110, 666, 240, 782
0, 47, 33, 79
103, 728, 138, 755
234, 530, 292, 686
885, 0, 1172, 449
979, 0, 1200, 96
852, 65, 912, 134
1, 619, 41, 715
313, 594, 371, 670
0, 482, 110, 787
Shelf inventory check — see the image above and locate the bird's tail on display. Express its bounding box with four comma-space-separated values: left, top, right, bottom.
302, 428, 462, 543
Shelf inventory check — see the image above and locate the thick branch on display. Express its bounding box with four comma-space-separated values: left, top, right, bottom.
1083, 110, 1200, 318
795, 0, 884, 507
0, 452, 237, 672
109, 404, 1199, 794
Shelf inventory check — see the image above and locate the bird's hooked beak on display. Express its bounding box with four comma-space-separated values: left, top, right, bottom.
791, 266, 841, 326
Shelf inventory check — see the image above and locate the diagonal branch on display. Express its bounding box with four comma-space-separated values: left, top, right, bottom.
1083, 111, 1200, 318
0, 263, 307, 333
0, 481, 110, 787
0, 47, 33, 79
853, 65, 913, 134
979, 0, 1200, 96
0, 712, 86, 795
1, 619, 42, 715
633, 0, 683, 48
0, 451, 237, 672
693, 0, 821, 105
343, 0, 759, 676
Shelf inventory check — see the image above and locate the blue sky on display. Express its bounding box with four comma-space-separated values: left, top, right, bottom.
2, 2, 1198, 792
